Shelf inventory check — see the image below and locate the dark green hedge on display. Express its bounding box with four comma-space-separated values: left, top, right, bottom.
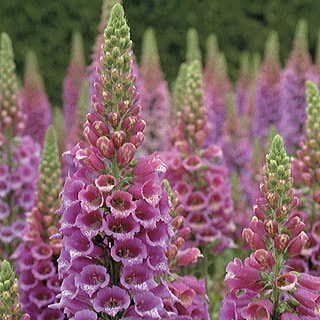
0, 0, 320, 105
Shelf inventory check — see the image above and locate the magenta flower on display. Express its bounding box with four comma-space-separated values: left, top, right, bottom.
75, 265, 110, 297
241, 299, 273, 319
104, 214, 140, 240
134, 292, 163, 318
29, 286, 55, 309
133, 200, 160, 228
71, 310, 97, 320
111, 238, 147, 265
78, 185, 103, 212
93, 286, 130, 316
106, 191, 137, 218
120, 264, 156, 291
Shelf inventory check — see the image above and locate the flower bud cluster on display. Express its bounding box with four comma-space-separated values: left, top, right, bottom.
221, 135, 320, 319
0, 33, 25, 137
0, 260, 30, 320
13, 127, 63, 319
171, 61, 209, 151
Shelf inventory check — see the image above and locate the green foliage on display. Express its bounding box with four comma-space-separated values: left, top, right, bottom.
1, 0, 320, 104
265, 135, 292, 205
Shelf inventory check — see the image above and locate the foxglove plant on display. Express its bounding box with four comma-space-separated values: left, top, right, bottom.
21, 51, 52, 146
220, 135, 320, 319
254, 31, 282, 143
280, 20, 311, 154
0, 33, 40, 258
55, 5, 207, 319
204, 34, 231, 143
164, 59, 234, 257
63, 31, 86, 148
0, 260, 30, 320
221, 95, 257, 208
291, 81, 320, 275
13, 127, 63, 319
235, 52, 251, 117
140, 28, 170, 154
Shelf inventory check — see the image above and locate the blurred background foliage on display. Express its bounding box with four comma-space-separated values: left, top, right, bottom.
0, 0, 320, 105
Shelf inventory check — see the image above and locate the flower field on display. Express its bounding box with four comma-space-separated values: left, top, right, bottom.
2, 1, 320, 319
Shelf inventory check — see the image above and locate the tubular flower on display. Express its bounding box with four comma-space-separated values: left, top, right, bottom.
0, 260, 30, 320
139, 28, 170, 154
13, 127, 63, 319
204, 34, 231, 143
220, 135, 320, 319
0, 33, 40, 258
291, 81, 320, 275
63, 31, 86, 148
21, 51, 52, 146
254, 31, 282, 143
164, 60, 234, 256
55, 5, 206, 319
280, 20, 312, 154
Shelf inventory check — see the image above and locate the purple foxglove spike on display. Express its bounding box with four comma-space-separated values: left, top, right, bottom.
57, 4, 209, 319
279, 20, 311, 154
63, 31, 86, 147
204, 44, 231, 143
236, 52, 251, 117
254, 31, 282, 143
139, 28, 171, 154
21, 51, 52, 145
93, 286, 130, 316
